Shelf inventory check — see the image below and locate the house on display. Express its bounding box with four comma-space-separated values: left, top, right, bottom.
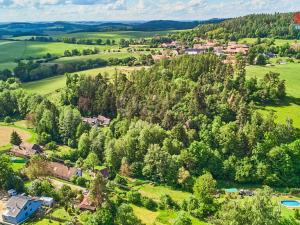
185, 48, 207, 55
82, 115, 111, 127
40, 197, 54, 207
224, 42, 249, 55
10, 142, 43, 158
78, 194, 96, 211
46, 162, 82, 180
2, 196, 42, 225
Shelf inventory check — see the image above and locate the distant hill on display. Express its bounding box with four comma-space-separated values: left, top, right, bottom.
190, 12, 300, 40
133, 19, 225, 31
0, 19, 225, 37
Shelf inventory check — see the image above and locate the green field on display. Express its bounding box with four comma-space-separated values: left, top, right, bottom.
239, 38, 299, 46
22, 66, 140, 95
246, 61, 300, 128
0, 40, 117, 65
53, 51, 139, 64
53, 30, 178, 41
136, 183, 192, 203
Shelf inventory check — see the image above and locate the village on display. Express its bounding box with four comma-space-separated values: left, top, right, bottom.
152, 38, 250, 64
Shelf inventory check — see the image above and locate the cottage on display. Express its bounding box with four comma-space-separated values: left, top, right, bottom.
2, 196, 42, 224
46, 162, 82, 180
10, 142, 43, 158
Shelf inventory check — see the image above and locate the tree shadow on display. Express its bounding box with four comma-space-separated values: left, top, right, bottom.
256, 96, 300, 110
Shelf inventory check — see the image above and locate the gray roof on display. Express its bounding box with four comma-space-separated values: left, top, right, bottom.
4, 196, 38, 218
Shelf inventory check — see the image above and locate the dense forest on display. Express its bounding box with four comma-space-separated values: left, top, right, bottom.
172, 13, 300, 41
1, 54, 298, 189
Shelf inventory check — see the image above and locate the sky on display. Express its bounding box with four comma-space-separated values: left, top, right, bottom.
0, 0, 298, 22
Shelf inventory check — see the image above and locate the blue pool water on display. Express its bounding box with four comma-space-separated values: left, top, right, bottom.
281, 200, 300, 207
225, 188, 238, 193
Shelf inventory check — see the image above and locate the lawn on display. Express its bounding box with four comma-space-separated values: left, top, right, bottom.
29, 219, 61, 225
0, 40, 118, 65
22, 66, 143, 95
131, 205, 207, 225
10, 156, 28, 171
136, 183, 192, 204
239, 38, 299, 46
246, 61, 300, 128
0, 125, 31, 149
50, 208, 71, 221
53, 30, 179, 41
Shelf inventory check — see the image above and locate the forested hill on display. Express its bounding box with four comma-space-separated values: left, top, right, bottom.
177, 12, 300, 40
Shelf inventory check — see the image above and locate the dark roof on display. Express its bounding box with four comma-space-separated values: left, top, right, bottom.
10, 142, 43, 157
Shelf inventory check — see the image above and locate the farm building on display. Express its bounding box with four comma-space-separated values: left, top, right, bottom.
46, 162, 82, 180
2, 196, 42, 224
10, 142, 43, 158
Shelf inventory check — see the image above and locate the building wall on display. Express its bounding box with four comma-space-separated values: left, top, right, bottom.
3, 200, 42, 224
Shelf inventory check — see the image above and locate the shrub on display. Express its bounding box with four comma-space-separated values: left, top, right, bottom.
141, 196, 158, 211
4, 116, 12, 124
76, 177, 87, 187
45, 141, 57, 150
127, 191, 141, 205
114, 174, 128, 186
159, 194, 178, 210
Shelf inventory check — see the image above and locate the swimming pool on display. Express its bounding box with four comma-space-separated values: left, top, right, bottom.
281, 200, 300, 207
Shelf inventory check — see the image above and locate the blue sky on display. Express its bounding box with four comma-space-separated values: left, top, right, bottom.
0, 0, 298, 22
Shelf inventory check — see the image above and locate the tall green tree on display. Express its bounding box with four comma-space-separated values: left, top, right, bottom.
10, 130, 22, 146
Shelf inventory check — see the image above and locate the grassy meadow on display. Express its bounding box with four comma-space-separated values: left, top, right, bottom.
53, 30, 178, 41
0, 40, 118, 66
239, 38, 299, 46
246, 60, 300, 128
53, 51, 139, 64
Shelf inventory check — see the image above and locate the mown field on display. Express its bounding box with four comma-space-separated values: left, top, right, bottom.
246, 60, 300, 128
239, 38, 299, 46
53, 30, 178, 41
0, 40, 118, 70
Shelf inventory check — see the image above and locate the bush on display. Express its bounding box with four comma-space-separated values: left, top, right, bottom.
76, 177, 87, 187
114, 174, 128, 186
127, 191, 141, 205
4, 116, 12, 124
159, 194, 178, 210
45, 141, 57, 150
141, 196, 158, 211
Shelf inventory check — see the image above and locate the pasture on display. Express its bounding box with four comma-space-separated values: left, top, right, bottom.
0, 40, 118, 65
53, 30, 178, 41
53, 51, 139, 64
246, 61, 300, 128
